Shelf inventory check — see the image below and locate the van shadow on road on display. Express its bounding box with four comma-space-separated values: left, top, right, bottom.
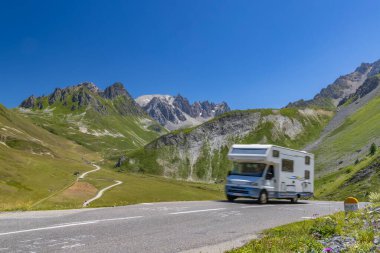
216, 199, 309, 205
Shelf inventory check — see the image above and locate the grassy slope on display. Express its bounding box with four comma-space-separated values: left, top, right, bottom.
0, 104, 101, 210
315, 150, 380, 201
123, 108, 332, 181
19, 91, 165, 159
314, 95, 380, 176
0, 104, 224, 211
37, 169, 223, 209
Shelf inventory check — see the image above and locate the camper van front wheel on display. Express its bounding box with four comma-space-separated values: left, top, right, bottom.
258, 191, 268, 204
226, 195, 237, 202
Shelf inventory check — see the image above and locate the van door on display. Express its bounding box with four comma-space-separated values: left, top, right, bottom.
264, 165, 276, 198
302, 170, 312, 192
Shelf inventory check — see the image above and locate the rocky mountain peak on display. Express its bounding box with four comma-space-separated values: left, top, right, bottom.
78, 82, 100, 93
101, 82, 132, 99
355, 63, 372, 74
20, 95, 37, 109
136, 94, 230, 130
287, 59, 380, 109
19, 81, 145, 117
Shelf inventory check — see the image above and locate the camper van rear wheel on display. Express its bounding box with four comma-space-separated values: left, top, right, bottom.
227, 195, 237, 202
258, 191, 268, 204
290, 196, 298, 203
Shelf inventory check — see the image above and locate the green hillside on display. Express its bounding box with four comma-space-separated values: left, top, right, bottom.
0, 104, 101, 210
121, 108, 332, 182
316, 150, 380, 201
19, 82, 165, 158
314, 94, 380, 176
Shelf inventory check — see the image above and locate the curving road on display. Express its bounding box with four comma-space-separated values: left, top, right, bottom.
78, 163, 123, 207
78, 164, 101, 180
83, 181, 123, 207
0, 200, 348, 253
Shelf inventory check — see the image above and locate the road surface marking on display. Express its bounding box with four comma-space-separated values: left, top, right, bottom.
0, 216, 142, 237
61, 243, 85, 249
301, 216, 315, 219
240, 205, 275, 209
48, 242, 70, 247
169, 208, 226, 215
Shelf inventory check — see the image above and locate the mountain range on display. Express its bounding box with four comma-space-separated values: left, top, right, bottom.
136, 94, 230, 130
287, 60, 380, 109
2, 58, 380, 210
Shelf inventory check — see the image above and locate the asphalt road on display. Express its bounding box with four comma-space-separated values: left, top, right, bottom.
0, 200, 346, 253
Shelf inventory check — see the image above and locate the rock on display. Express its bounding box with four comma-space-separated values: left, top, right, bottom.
20, 96, 36, 108
321, 236, 356, 253
115, 156, 127, 168
136, 94, 230, 130
101, 82, 131, 99
287, 59, 380, 109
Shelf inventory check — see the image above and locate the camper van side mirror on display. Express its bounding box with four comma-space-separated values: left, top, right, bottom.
227, 171, 232, 176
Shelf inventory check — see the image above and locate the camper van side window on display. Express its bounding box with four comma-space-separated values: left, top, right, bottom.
305, 156, 310, 165
282, 159, 294, 172
272, 150, 279, 158
305, 170, 310, 179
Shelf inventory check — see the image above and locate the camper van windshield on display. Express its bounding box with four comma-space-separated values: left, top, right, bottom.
230, 148, 267, 155
231, 162, 267, 177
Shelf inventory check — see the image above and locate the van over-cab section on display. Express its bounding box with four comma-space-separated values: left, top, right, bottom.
225, 144, 314, 204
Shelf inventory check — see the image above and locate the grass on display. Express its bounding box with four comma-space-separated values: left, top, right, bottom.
314, 95, 380, 176
20, 108, 164, 159
0, 104, 101, 211
33, 166, 224, 210
315, 150, 380, 201
228, 204, 380, 253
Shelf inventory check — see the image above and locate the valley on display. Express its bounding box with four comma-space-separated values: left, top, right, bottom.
1, 59, 380, 211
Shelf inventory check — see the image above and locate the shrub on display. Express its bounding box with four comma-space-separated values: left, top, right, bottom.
368, 192, 380, 203
310, 217, 338, 239
369, 143, 377, 156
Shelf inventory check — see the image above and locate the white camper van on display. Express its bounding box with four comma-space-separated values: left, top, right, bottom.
225, 144, 314, 204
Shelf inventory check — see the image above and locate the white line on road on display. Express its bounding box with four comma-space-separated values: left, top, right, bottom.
169, 208, 226, 215
240, 205, 275, 209
0, 216, 143, 237
61, 243, 85, 249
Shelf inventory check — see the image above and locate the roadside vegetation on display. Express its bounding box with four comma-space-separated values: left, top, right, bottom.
228, 196, 380, 253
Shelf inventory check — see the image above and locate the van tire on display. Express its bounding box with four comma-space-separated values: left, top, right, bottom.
227, 195, 237, 202
290, 196, 298, 203
258, 191, 268, 204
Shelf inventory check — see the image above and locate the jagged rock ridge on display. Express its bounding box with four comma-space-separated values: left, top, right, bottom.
287, 60, 380, 109
20, 82, 145, 116
136, 94, 230, 130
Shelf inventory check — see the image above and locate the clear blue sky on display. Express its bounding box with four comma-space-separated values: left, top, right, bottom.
1, 0, 380, 109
